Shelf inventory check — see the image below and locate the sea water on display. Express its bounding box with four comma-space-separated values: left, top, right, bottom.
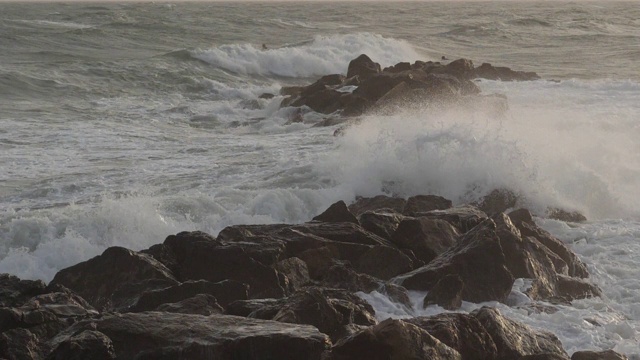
1, 1, 639, 356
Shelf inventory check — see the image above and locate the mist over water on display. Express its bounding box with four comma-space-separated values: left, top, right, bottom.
1, 1, 639, 356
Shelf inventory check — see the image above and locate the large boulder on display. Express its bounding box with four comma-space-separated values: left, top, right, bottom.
346, 54, 381, 80
0, 274, 47, 308
331, 318, 462, 360
391, 218, 460, 263
154, 294, 224, 315
348, 195, 406, 216
48, 312, 331, 360
405, 313, 498, 360
395, 219, 514, 304
48, 246, 178, 311
312, 200, 359, 224
571, 350, 628, 360
472, 307, 568, 359
358, 210, 405, 241
416, 206, 488, 233
403, 195, 453, 216
474, 63, 540, 81
46, 330, 115, 360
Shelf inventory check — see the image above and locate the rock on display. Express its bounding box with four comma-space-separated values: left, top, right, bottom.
355, 245, 414, 280
312, 200, 359, 224
49, 312, 331, 360
49, 246, 178, 311
358, 210, 405, 241
474, 63, 540, 81
546, 208, 587, 223
46, 330, 115, 360
130, 279, 248, 312
403, 195, 453, 216
552, 274, 602, 303
508, 209, 589, 278
416, 205, 488, 233
422, 274, 464, 310
0, 274, 47, 308
476, 189, 519, 215
340, 93, 371, 117
289, 222, 393, 247
520, 355, 570, 360
346, 54, 381, 80
155, 294, 224, 315
274, 257, 310, 292
383, 62, 412, 73
0, 328, 44, 360
291, 88, 343, 114
270, 287, 377, 342
443, 58, 475, 80
321, 264, 381, 293
331, 318, 462, 360
225, 298, 284, 319
396, 219, 514, 304
571, 350, 629, 360
405, 313, 498, 360
472, 307, 569, 359
348, 195, 406, 216
258, 93, 275, 99
391, 217, 460, 263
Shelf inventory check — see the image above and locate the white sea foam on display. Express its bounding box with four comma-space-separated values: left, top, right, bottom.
192, 33, 421, 78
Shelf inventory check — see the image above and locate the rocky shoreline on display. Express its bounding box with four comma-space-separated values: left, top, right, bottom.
0, 56, 629, 359
0, 192, 628, 359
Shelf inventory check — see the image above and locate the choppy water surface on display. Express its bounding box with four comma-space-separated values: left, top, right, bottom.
1, 2, 639, 356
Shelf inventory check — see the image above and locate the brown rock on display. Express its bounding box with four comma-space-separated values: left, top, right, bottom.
547, 208, 587, 223
46, 330, 115, 360
155, 294, 224, 315
0, 274, 47, 308
348, 195, 406, 216
391, 217, 460, 263
403, 195, 453, 216
571, 350, 629, 360
356, 245, 414, 280
416, 205, 488, 233
476, 189, 519, 216
422, 274, 464, 310
0, 328, 44, 360
358, 210, 405, 241
346, 54, 381, 80
274, 257, 310, 291
312, 200, 359, 224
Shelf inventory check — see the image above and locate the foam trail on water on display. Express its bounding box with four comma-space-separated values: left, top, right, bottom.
192, 33, 421, 77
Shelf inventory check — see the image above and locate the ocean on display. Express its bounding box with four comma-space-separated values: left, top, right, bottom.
1, 1, 639, 356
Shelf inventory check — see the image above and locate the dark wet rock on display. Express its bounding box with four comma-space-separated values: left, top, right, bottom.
355, 245, 414, 280
406, 312, 498, 360
474, 63, 540, 81
403, 195, 453, 216
46, 330, 115, 360
49, 246, 178, 311
508, 209, 589, 278
472, 307, 568, 359
312, 200, 359, 224
258, 92, 275, 99
312, 116, 350, 128
0, 328, 44, 360
520, 354, 570, 360
291, 88, 344, 114
130, 279, 248, 312
358, 210, 405, 241
552, 274, 602, 303
422, 274, 464, 310
391, 217, 460, 263
331, 318, 462, 360
290, 222, 393, 247
416, 205, 488, 233
225, 298, 283, 319
383, 61, 412, 73
348, 195, 406, 216
571, 350, 629, 360
48, 312, 331, 360
0, 273, 47, 308
321, 264, 381, 293
155, 294, 224, 315
274, 257, 310, 292
346, 54, 381, 80
476, 189, 519, 215
340, 93, 371, 116
396, 219, 514, 304
378, 283, 413, 311
297, 246, 340, 279
547, 208, 587, 223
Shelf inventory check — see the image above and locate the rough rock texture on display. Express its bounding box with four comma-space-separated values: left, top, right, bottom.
422, 274, 464, 310
417, 206, 488, 233
49, 312, 331, 360
346, 54, 381, 80
0, 274, 47, 308
348, 195, 407, 216
476, 189, 519, 216
391, 217, 460, 263
312, 200, 359, 224
405, 313, 498, 360
403, 195, 453, 216
547, 208, 587, 223
0, 328, 44, 360
46, 330, 116, 360
472, 307, 569, 359
331, 318, 462, 360
154, 294, 224, 315
358, 210, 405, 241
48, 246, 178, 311
571, 350, 629, 360
396, 219, 514, 303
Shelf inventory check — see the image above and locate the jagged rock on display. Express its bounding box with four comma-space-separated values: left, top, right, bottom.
355, 245, 414, 280
346, 54, 381, 80
403, 195, 453, 216
321, 264, 381, 293
46, 330, 115, 360
0, 274, 47, 308
348, 195, 406, 216
331, 318, 462, 360
0, 328, 44, 360
155, 294, 224, 315
130, 279, 248, 312
472, 307, 568, 359
274, 257, 310, 292
476, 189, 519, 215
443, 58, 476, 80
395, 219, 514, 303
48, 312, 331, 360
519, 354, 570, 360
508, 209, 589, 278
406, 313, 498, 360
474, 63, 540, 81
571, 350, 629, 360
312, 200, 359, 224
291, 88, 344, 114
258, 93, 275, 99
547, 208, 587, 223
422, 274, 464, 310
383, 62, 412, 73
358, 210, 405, 241
416, 205, 488, 233
552, 274, 602, 303
391, 217, 460, 263
225, 298, 283, 319
49, 246, 178, 311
